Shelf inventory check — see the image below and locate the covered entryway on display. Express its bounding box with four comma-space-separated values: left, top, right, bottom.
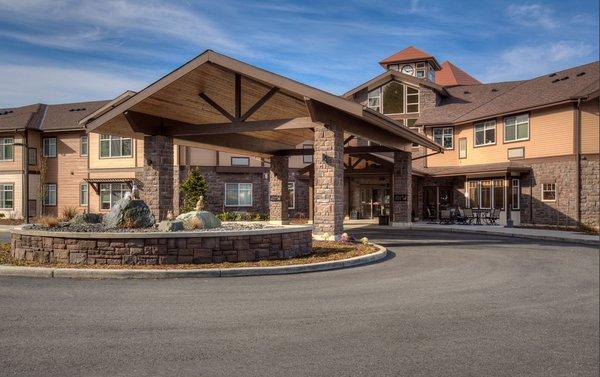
83, 50, 442, 239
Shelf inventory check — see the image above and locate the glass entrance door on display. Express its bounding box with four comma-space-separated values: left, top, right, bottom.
360, 188, 372, 219
360, 186, 389, 219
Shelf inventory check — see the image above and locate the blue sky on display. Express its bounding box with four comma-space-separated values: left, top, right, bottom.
0, 0, 598, 107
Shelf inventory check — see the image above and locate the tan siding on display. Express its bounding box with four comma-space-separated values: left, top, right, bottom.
187, 147, 217, 166
0, 173, 22, 218
580, 98, 599, 154
88, 132, 140, 169
0, 132, 24, 171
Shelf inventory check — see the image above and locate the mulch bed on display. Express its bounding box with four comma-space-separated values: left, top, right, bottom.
0, 241, 379, 270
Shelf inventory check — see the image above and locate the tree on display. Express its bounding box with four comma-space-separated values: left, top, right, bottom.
180, 169, 208, 213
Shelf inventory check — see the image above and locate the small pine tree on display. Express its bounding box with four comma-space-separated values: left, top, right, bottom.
180, 169, 208, 213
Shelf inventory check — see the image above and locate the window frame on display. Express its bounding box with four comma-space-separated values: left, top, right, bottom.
42, 137, 57, 158
367, 81, 419, 115
80, 135, 88, 156
231, 157, 250, 166
504, 114, 530, 143
99, 134, 133, 158
432, 127, 454, 150
493, 179, 504, 210
288, 182, 295, 210
512, 179, 520, 210
474, 120, 496, 147
0, 138, 14, 161
458, 137, 467, 159
367, 87, 381, 112
99, 182, 129, 210
28, 147, 37, 166
43, 183, 57, 206
541, 183, 556, 202
0, 183, 14, 209
224, 183, 253, 207
79, 182, 88, 206
302, 144, 313, 163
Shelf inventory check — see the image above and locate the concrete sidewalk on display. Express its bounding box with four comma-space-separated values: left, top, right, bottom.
388, 223, 599, 246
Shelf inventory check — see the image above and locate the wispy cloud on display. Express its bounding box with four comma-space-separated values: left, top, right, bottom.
507, 3, 557, 29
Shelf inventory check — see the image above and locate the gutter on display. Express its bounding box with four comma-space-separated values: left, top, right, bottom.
574, 98, 582, 226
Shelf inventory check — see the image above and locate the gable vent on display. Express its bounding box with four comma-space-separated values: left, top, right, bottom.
576, 72, 586, 77
548, 73, 557, 77
560, 76, 569, 81
69, 108, 87, 112
463, 90, 471, 94
491, 88, 498, 92
551, 78, 560, 83
0, 110, 14, 115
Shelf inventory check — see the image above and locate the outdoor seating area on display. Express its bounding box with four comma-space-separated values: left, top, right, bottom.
425, 207, 501, 226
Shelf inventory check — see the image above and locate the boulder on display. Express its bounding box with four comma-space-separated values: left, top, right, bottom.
176, 211, 221, 230
69, 213, 103, 226
103, 195, 155, 229
157, 220, 184, 232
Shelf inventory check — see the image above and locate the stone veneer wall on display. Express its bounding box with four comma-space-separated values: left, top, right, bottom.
268, 156, 289, 223
11, 230, 313, 265
136, 135, 174, 221
392, 151, 412, 223
579, 154, 599, 230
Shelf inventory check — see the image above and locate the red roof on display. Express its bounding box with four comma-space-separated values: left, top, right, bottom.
379, 46, 439, 68
435, 61, 481, 87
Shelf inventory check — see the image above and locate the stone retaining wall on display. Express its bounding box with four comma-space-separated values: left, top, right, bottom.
10, 229, 313, 266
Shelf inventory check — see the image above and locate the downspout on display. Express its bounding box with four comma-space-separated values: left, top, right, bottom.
574, 99, 582, 226
22, 129, 29, 223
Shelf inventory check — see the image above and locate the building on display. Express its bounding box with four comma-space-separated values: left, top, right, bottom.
1, 47, 598, 231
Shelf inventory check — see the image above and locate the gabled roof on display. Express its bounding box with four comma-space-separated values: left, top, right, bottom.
435, 61, 481, 87
0, 101, 108, 132
418, 61, 599, 126
379, 46, 441, 70
342, 69, 447, 99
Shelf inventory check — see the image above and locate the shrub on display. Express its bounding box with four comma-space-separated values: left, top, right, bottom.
34, 215, 59, 228
216, 212, 268, 221
61, 206, 78, 221
0, 213, 4, 219
180, 169, 208, 213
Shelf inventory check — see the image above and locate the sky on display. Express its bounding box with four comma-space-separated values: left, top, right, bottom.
0, 0, 598, 107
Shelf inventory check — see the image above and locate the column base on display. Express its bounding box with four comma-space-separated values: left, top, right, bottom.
312, 232, 343, 241
268, 220, 290, 226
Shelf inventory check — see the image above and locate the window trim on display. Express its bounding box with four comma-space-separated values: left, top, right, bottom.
503, 113, 530, 143
80, 135, 88, 157
302, 144, 313, 163
512, 179, 520, 210
99, 134, 133, 159
467, 179, 506, 210
507, 147, 525, 160
230, 156, 250, 166
432, 126, 454, 150
79, 182, 88, 206
458, 137, 467, 159
28, 147, 37, 166
42, 137, 57, 158
0, 183, 14, 210
224, 183, 253, 207
541, 183, 556, 202
0, 138, 14, 161
367, 81, 419, 115
473, 120, 497, 147
99, 182, 129, 211
43, 183, 57, 206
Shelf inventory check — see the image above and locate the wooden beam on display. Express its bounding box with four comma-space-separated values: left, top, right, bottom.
123, 111, 163, 135
240, 87, 279, 121
350, 153, 393, 168
344, 135, 355, 145
199, 92, 235, 121
351, 158, 363, 169
275, 145, 395, 156
167, 117, 314, 136
298, 163, 313, 175
234, 73, 241, 120
183, 133, 295, 156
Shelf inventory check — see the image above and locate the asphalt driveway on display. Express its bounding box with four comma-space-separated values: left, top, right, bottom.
0, 228, 598, 377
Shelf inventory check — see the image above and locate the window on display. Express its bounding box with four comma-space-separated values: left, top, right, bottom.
302, 144, 313, 163
406, 86, 419, 113
459, 138, 467, 159
28, 148, 37, 165
99, 183, 129, 210
0, 184, 13, 209
541, 183, 556, 202
43, 184, 57, 206
367, 87, 381, 112
512, 179, 520, 210
433, 127, 453, 149
493, 179, 504, 209
468, 181, 479, 208
80, 135, 88, 156
474, 120, 496, 146
0, 138, 13, 161
480, 180, 492, 209
504, 114, 529, 142
382, 81, 404, 114
507, 147, 525, 159
288, 182, 295, 209
80, 183, 88, 206
231, 157, 249, 166
428, 70, 435, 82
42, 138, 57, 157
225, 183, 252, 207
100, 135, 132, 158
388, 64, 399, 71
416, 70, 425, 78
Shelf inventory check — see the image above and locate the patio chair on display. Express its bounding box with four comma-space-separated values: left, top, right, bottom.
485, 209, 500, 225
454, 208, 468, 224
425, 207, 437, 223
462, 208, 475, 225
439, 209, 453, 224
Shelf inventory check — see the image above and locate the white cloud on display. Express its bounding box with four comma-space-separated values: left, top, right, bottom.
507, 3, 557, 29
479, 41, 595, 82
0, 64, 151, 107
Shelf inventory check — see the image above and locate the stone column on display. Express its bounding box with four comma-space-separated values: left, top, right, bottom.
269, 155, 289, 224
136, 135, 174, 221
308, 170, 314, 224
392, 150, 412, 225
313, 123, 344, 238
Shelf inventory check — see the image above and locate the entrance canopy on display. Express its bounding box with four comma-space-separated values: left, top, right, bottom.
83, 50, 442, 157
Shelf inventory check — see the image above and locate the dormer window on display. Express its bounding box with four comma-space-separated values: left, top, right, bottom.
388, 64, 399, 71
367, 87, 381, 112
367, 82, 419, 115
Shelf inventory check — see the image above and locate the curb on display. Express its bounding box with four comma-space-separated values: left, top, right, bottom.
0, 244, 388, 280
395, 225, 599, 246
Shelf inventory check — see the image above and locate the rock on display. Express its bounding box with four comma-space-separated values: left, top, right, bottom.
176, 211, 221, 230
69, 213, 103, 225
157, 220, 184, 232
103, 196, 155, 229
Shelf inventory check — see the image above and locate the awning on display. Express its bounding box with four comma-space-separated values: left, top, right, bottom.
84, 178, 141, 193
